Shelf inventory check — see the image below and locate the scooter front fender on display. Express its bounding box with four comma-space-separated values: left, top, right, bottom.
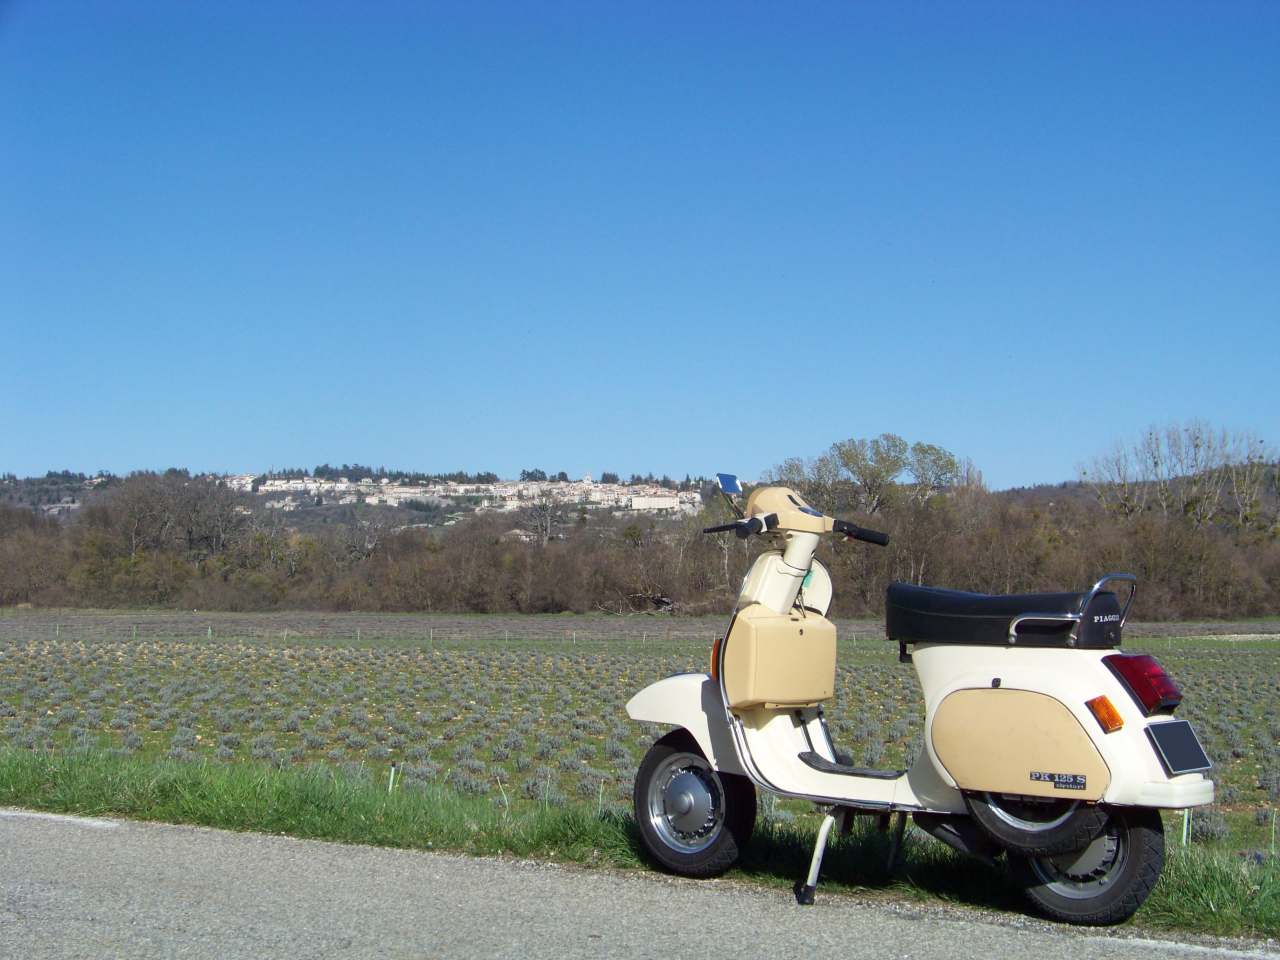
626, 673, 746, 776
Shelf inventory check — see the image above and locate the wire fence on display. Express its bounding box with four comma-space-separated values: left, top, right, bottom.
0, 609, 899, 650
2, 608, 1276, 652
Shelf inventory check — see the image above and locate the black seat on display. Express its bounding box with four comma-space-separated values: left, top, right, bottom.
885, 582, 1123, 649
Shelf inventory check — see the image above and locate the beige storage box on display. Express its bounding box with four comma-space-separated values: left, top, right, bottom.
723, 603, 836, 709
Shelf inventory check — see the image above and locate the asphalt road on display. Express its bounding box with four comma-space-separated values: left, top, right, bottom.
2, 809, 1274, 960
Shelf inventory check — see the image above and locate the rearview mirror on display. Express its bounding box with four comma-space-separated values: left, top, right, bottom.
716, 473, 743, 494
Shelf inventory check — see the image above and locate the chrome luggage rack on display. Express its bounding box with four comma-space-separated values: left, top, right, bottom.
1007, 573, 1137, 646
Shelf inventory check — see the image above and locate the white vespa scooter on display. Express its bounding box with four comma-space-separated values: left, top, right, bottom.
627, 476, 1214, 925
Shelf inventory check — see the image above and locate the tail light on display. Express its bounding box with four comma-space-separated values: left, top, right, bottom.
1103, 653, 1182, 715
710, 636, 723, 681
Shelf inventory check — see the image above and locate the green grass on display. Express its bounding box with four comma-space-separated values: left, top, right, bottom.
0, 746, 633, 863
2, 747, 1276, 940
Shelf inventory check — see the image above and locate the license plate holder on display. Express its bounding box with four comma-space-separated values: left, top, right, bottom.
1146, 720, 1212, 776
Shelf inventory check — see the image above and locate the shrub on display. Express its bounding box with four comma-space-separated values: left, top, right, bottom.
1191, 808, 1229, 843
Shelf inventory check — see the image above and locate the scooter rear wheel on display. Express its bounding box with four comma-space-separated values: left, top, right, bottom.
966, 791, 1109, 855
634, 729, 756, 878
1008, 806, 1164, 926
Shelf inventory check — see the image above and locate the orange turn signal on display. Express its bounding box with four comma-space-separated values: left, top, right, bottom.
1086, 695, 1124, 733
710, 636, 723, 681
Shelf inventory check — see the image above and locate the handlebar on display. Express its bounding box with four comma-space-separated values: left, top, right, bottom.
832, 518, 890, 546
701, 522, 741, 534
703, 514, 887, 546
702, 514, 779, 539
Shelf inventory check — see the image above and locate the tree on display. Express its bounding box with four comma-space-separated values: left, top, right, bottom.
906, 442, 960, 504
523, 492, 557, 548
830, 434, 909, 514
519, 469, 547, 482
1085, 422, 1275, 531
600, 471, 620, 485
1083, 440, 1149, 521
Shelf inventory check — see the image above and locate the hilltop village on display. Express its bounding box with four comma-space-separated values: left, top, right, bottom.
223, 474, 704, 516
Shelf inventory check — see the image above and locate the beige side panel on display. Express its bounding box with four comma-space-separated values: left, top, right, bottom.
932, 688, 1110, 801
723, 604, 835, 709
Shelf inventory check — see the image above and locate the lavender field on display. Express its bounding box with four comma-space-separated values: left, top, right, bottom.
1, 609, 1277, 839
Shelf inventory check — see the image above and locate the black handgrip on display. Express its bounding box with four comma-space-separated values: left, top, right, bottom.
702, 522, 740, 534
704, 514, 779, 538
833, 518, 890, 546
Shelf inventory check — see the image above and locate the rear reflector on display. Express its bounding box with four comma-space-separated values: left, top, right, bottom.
1103, 653, 1182, 715
1086, 695, 1124, 733
710, 636, 722, 681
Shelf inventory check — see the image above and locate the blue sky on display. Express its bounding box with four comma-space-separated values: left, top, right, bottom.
2, 2, 1276, 489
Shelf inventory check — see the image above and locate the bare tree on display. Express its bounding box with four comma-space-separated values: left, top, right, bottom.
1083, 440, 1149, 520
1224, 432, 1275, 530
523, 491, 557, 548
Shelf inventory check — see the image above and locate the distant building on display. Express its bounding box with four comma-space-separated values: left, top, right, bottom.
629, 495, 680, 512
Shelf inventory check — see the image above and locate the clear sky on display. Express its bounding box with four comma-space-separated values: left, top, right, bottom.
2, 2, 1276, 489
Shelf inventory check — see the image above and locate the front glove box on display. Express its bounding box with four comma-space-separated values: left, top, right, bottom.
722, 603, 836, 709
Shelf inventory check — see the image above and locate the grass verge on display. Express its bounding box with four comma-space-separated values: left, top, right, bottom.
1, 747, 1275, 940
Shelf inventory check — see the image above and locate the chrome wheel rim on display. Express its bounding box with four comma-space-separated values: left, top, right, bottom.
1029, 821, 1127, 899
647, 752, 725, 854
984, 793, 1080, 832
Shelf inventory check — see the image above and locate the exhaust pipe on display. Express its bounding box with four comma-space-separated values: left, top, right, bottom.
912, 812, 1002, 865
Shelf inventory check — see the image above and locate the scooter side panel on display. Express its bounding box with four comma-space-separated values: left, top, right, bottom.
931, 688, 1110, 800
625, 673, 746, 776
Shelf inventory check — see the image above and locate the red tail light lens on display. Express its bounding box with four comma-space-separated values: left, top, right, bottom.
1103, 654, 1182, 715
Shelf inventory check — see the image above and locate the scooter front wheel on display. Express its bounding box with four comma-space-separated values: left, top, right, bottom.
633, 730, 756, 877
1008, 806, 1165, 926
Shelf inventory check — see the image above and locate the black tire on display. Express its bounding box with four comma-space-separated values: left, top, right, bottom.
966, 792, 1109, 856
633, 729, 756, 878
1009, 806, 1164, 926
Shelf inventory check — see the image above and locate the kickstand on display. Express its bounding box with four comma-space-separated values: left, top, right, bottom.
886, 811, 907, 872
794, 810, 841, 905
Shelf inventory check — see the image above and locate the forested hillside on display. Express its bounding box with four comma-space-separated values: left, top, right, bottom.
2, 425, 1276, 619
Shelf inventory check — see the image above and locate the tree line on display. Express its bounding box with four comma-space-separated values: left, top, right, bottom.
0, 424, 1275, 620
